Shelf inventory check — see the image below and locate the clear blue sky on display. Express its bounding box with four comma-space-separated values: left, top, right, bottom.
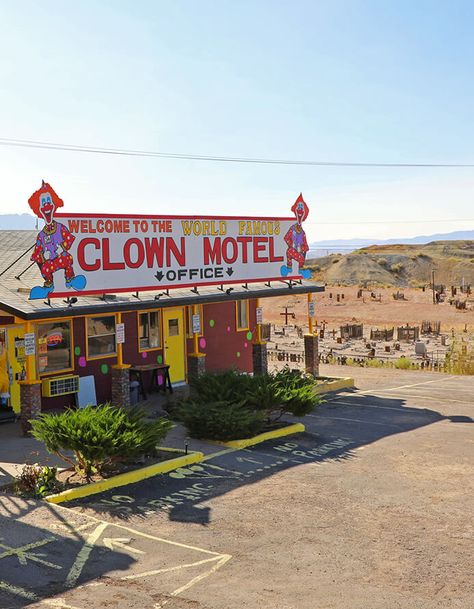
1, 0, 474, 241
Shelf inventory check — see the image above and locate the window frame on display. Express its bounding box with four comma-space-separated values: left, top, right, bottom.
85, 314, 117, 360
137, 310, 162, 352
235, 300, 250, 331
36, 318, 74, 376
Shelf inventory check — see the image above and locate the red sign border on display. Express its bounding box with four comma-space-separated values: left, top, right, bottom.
49, 213, 300, 298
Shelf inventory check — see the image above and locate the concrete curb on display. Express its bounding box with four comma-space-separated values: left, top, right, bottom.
315, 376, 355, 394
211, 422, 305, 449
45, 449, 204, 504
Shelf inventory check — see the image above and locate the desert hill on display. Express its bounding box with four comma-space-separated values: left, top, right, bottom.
307, 240, 474, 287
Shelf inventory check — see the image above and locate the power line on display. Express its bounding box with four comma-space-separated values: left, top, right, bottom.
1, 136, 474, 168
307, 218, 474, 225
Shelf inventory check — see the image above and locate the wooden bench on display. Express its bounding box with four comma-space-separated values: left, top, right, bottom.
129, 363, 173, 400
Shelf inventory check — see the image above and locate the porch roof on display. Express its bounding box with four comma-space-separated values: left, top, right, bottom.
0, 230, 324, 321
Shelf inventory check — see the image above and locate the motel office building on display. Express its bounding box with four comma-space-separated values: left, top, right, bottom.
0, 230, 323, 433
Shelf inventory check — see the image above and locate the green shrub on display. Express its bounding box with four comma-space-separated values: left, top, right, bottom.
176, 400, 265, 440
271, 367, 321, 418
14, 464, 63, 498
189, 369, 254, 403
178, 368, 320, 440
31, 404, 172, 479
394, 356, 412, 370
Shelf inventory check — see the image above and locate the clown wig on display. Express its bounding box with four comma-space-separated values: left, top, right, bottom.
28, 180, 64, 218
291, 193, 309, 222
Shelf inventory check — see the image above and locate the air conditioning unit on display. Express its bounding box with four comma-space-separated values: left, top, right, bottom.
42, 375, 80, 397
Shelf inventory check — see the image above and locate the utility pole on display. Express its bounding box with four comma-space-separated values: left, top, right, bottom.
432, 269, 436, 304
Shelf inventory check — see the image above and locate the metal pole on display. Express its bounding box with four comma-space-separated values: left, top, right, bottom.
432, 269, 436, 304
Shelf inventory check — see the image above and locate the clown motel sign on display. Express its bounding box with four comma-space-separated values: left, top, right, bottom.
54, 215, 295, 295
26, 183, 312, 299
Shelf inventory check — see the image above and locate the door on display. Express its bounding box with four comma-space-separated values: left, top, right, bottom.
6, 325, 27, 413
162, 308, 186, 383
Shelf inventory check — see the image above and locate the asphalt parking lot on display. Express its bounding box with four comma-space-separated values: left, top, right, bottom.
1, 367, 473, 609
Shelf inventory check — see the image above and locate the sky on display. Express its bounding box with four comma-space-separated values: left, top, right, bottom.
1, 0, 474, 242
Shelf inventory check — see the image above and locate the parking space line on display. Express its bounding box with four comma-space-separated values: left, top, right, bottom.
54, 503, 225, 556
65, 522, 108, 588
0, 580, 39, 601
367, 392, 468, 404
122, 554, 225, 580
307, 414, 403, 428
158, 554, 232, 608
327, 400, 429, 413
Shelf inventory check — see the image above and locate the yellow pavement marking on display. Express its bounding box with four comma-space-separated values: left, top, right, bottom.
54, 503, 225, 556
0, 580, 39, 600
50, 505, 232, 607
103, 537, 145, 555
0, 537, 61, 569
201, 448, 238, 461
41, 598, 84, 609
211, 423, 305, 449
65, 522, 108, 588
122, 554, 224, 580
46, 451, 205, 504
157, 554, 232, 608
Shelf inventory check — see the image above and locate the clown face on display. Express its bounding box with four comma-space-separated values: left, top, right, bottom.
295, 201, 305, 224
39, 192, 55, 224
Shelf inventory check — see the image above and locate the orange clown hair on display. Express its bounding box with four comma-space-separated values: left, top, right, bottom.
28, 180, 64, 218
291, 193, 309, 222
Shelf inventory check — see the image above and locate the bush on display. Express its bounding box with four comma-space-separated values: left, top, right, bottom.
189, 369, 254, 403
390, 262, 404, 273
394, 356, 412, 370
178, 368, 321, 440
31, 404, 173, 479
271, 368, 321, 418
14, 464, 63, 498
176, 400, 265, 440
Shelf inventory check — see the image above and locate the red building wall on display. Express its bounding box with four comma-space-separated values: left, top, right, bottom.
40, 298, 256, 410
187, 299, 257, 373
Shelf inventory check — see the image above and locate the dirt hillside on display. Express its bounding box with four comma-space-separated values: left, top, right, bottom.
307, 240, 474, 287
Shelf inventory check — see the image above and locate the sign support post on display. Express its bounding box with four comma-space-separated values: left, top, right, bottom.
112, 312, 131, 408
19, 321, 42, 436
307, 293, 314, 335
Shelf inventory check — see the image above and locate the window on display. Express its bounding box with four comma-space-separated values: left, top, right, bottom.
236, 300, 249, 330
186, 305, 203, 337
138, 311, 161, 350
87, 316, 116, 358
37, 321, 72, 373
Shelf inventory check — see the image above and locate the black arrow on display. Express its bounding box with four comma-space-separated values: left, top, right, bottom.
226, 267, 234, 276
155, 271, 164, 281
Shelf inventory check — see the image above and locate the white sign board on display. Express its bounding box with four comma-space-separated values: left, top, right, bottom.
256, 307, 263, 324
192, 314, 201, 335
41, 213, 311, 298
308, 301, 315, 317
116, 323, 125, 344
24, 332, 36, 356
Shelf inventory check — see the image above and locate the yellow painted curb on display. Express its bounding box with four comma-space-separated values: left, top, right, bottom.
314, 376, 354, 394
212, 422, 305, 449
45, 450, 204, 504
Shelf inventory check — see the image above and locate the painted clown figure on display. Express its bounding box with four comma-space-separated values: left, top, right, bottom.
280, 193, 312, 279
28, 181, 86, 299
